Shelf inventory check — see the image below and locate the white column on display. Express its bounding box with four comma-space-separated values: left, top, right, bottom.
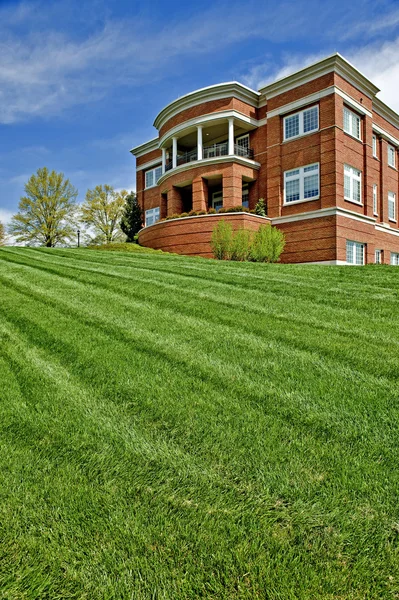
197, 126, 203, 161
172, 137, 177, 169
228, 118, 234, 155
161, 148, 166, 174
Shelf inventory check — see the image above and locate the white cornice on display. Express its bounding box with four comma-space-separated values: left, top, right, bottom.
259, 53, 380, 101
153, 82, 260, 131
373, 97, 399, 131
131, 138, 159, 157
372, 123, 399, 147
156, 155, 260, 188
271, 206, 376, 225
136, 157, 163, 172
158, 109, 262, 147
375, 223, 399, 238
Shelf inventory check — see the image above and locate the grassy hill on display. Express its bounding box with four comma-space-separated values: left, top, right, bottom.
0, 247, 398, 599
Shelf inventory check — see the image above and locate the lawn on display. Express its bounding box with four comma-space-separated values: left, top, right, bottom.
0, 247, 398, 599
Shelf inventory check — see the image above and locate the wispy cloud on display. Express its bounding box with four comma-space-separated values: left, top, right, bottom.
0, 208, 14, 225
0, 0, 359, 124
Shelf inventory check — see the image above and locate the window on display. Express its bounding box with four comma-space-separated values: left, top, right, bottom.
372, 135, 378, 158
284, 163, 319, 204
391, 252, 399, 265
283, 105, 319, 141
212, 190, 223, 211
346, 240, 365, 265
388, 145, 396, 168
388, 192, 396, 221
373, 184, 378, 215
343, 107, 361, 140
344, 165, 362, 204
375, 250, 382, 264
145, 207, 160, 227
236, 134, 249, 157
145, 165, 163, 189
242, 183, 249, 208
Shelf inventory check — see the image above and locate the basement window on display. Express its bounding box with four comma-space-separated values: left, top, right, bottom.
391, 252, 399, 265
346, 240, 365, 265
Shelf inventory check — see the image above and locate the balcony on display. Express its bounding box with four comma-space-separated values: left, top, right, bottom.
165, 141, 254, 172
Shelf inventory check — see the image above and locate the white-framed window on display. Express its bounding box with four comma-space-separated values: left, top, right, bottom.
373, 184, 378, 216
242, 183, 249, 208
283, 105, 319, 141
145, 165, 163, 189
343, 107, 361, 140
372, 135, 378, 158
284, 163, 320, 204
346, 240, 365, 265
145, 206, 160, 227
344, 164, 362, 204
236, 134, 249, 156
388, 145, 396, 168
375, 249, 382, 264
391, 252, 399, 265
388, 191, 396, 221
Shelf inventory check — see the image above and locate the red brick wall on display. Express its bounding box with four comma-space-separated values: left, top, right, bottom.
138, 213, 271, 257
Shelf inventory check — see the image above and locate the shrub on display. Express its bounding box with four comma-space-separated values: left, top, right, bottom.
250, 224, 285, 263
208, 207, 216, 214
198, 210, 207, 215
188, 210, 198, 216
179, 212, 189, 218
210, 220, 233, 260
255, 198, 267, 216
230, 229, 253, 261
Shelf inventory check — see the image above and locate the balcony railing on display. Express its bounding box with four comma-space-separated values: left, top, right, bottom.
164, 141, 254, 172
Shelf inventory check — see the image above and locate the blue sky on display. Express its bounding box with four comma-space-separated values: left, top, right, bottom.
1, 0, 399, 224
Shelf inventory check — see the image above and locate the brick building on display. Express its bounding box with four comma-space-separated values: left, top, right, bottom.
131, 54, 399, 265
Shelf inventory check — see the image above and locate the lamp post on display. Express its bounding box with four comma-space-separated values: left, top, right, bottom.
77, 229, 80, 248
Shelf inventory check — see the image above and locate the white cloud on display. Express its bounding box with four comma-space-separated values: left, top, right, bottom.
0, 208, 14, 225
0, 0, 350, 124
241, 36, 399, 115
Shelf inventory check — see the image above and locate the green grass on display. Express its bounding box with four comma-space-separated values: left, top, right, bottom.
87, 242, 167, 254
0, 247, 398, 599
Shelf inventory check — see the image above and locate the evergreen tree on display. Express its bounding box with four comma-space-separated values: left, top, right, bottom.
120, 192, 143, 242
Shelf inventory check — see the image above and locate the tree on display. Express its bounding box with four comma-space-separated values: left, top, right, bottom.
0, 221, 5, 246
81, 185, 128, 244
8, 167, 77, 247
120, 192, 143, 242
254, 198, 267, 217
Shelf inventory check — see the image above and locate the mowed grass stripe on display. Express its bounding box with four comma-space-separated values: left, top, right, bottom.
0, 247, 398, 598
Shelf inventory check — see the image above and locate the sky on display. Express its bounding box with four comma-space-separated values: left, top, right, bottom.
1, 0, 399, 226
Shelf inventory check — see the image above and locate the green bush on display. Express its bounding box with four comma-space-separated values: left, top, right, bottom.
250, 224, 285, 263
208, 207, 217, 214
210, 220, 233, 260
198, 210, 207, 215
188, 210, 198, 216
230, 229, 253, 261
254, 198, 267, 216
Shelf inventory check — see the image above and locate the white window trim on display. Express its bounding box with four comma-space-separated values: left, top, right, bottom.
145, 206, 160, 227
391, 252, 399, 266
283, 105, 319, 142
344, 164, 362, 205
236, 133, 249, 145
372, 135, 378, 158
388, 191, 396, 222
373, 184, 378, 216
343, 106, 362, 141
145, 165, 163, 189
388, 145, 396, 169
284, 163, 320, 205
346, 240, 365, 265
375, 249, 382, 264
